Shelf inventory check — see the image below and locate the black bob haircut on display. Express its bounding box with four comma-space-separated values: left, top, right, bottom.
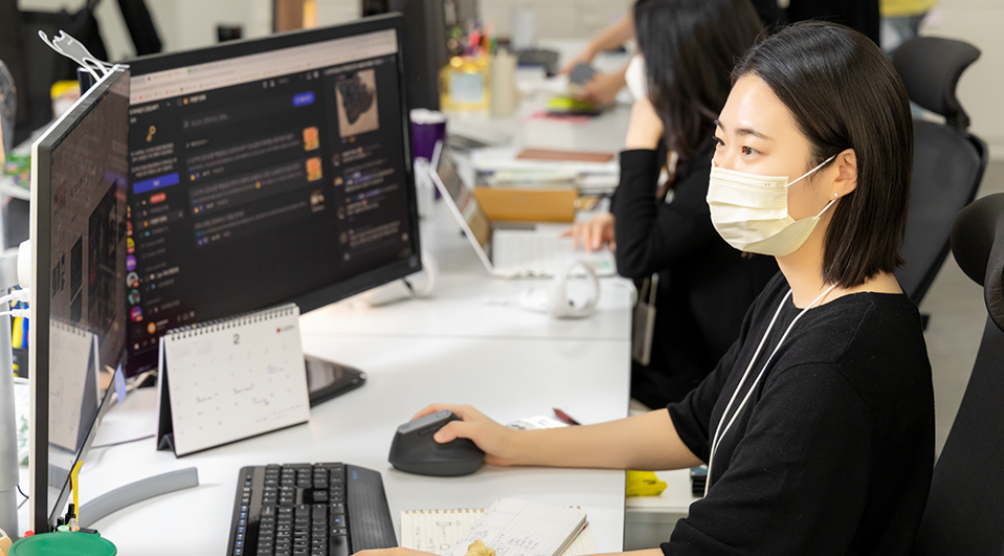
732, 21, 914, 289
634, 0, 762, 164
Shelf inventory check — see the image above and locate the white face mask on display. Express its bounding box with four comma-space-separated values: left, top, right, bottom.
706, 156, 837, 257
625, 55, 647, 102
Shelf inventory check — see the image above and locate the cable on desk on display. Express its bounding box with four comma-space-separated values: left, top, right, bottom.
17, 485, 28, 510
90, 434, 155, 449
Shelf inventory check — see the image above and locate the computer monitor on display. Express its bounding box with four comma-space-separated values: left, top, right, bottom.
124, 15, 421, 377
29, 66, 130, 533
365, 0, 448, 111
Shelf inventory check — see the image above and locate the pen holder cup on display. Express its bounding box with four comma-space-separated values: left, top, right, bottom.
410, 109, 447, 163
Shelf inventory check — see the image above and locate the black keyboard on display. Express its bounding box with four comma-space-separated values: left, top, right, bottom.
227, 463, 398, 556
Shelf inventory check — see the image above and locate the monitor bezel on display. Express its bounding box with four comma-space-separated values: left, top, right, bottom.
29, 66, 130, 533
125, 14, 422, 325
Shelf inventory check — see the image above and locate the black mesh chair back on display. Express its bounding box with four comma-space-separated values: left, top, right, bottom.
912, 193, 1004, 555
892, 37, 988, 306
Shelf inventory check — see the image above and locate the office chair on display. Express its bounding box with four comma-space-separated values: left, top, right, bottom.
893, 37, 988, 309
911, 193, 1004, 554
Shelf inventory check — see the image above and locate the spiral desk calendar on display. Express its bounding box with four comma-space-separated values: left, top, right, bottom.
155, 304, 310, 456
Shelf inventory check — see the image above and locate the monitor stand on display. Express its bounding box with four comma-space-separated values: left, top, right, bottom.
78, 467, 198, 529
304, 355, 366, 408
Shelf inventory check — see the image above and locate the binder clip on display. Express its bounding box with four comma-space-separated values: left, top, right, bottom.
37, 30, 119, 90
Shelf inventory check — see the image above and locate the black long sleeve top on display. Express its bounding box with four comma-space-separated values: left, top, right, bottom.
613, 142, 777, 406
665, 272, 935, 555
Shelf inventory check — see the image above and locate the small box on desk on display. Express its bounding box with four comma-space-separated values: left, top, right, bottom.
473, 186, 577, 223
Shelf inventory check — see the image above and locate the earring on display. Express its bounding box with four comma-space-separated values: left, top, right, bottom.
834, 193, 839, 198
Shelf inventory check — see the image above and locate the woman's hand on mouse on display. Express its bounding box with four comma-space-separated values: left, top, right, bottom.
410, 404, 526, 466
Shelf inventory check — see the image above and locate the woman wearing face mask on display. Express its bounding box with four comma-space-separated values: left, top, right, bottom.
375, 22, 934, 555
565, 0, 779, 409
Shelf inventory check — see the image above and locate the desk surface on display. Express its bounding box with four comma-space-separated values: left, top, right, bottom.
303, 203, 634, 343
75, 331, 631, 554
18, 204, 635, 554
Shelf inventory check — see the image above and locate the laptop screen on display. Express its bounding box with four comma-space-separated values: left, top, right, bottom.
435, 146, 491, 250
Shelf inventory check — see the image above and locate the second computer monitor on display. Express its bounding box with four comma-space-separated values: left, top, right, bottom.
30, 66, 130, 532
125, 16, 421, 376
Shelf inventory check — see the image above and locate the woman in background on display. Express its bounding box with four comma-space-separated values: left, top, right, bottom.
566, 0, 778, 408
562, 0, 782, 106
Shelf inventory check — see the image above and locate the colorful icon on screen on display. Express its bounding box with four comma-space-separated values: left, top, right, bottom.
127, 237, 135, 255
306, 157, 322, 182
126, 272, 139, 288
129, 289, 141, 305
130, 306, 143, 322
147, 322, 157, 334
126, 255, 137, 271
303, 127, 319, 151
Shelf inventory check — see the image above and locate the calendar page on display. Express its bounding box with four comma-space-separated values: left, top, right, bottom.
48, 321, 99, 452
159, 304, 310, 456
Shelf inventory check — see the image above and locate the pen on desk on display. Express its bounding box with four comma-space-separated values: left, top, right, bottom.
553, 408, 581, 426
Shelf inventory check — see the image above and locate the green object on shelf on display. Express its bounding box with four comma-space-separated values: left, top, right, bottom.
1, 152, 30, 191
10, 531, 117, 556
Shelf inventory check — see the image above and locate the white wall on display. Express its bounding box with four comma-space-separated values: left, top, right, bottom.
19, 0, 360, 58
921, 0, 1004, 159
478, 0, 632, 40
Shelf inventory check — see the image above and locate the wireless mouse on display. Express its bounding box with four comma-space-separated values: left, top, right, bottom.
388, 409, 485, 476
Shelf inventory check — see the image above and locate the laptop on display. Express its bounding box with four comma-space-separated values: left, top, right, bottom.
429, 141, 616, 278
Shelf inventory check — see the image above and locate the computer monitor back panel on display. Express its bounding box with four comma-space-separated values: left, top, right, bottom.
29, 67, 130, 532
386, 0, 448, 110
125, 16, 421, 375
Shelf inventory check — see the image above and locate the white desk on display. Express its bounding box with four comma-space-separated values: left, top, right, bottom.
18, 203, 634, 554
303, 203, 633, 343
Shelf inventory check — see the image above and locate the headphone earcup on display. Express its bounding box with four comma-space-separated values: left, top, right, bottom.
546, 261, 599, 319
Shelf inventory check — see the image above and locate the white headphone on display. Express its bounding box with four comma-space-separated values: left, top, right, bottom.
517, 260, 600, 319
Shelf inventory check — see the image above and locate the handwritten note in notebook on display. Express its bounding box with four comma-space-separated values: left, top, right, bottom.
401, 508, 596, 556
436, 499, 587, 556
156, 303, 310, 456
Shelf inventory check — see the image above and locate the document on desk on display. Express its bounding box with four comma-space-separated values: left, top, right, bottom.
402, 499, 592, 556
155, 303, 310, 456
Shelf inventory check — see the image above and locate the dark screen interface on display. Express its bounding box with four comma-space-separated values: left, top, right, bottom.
126, 29, 416, 374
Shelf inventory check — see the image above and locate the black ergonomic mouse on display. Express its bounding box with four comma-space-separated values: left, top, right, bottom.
388, 409, 485, 476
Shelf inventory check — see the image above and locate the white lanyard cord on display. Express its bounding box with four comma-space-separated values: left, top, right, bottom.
704, 284, 838, 496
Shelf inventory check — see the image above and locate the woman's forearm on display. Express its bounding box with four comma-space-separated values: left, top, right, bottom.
512, 410, 702, 471
585, 13, 635, 58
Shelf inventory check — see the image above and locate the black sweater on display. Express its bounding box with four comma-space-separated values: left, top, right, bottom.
665, 272, 934, 555
613, 143, 777, 407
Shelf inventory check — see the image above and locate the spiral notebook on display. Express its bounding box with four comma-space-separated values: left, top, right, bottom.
156, 303, 310, 456
401, 499, 593, 556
